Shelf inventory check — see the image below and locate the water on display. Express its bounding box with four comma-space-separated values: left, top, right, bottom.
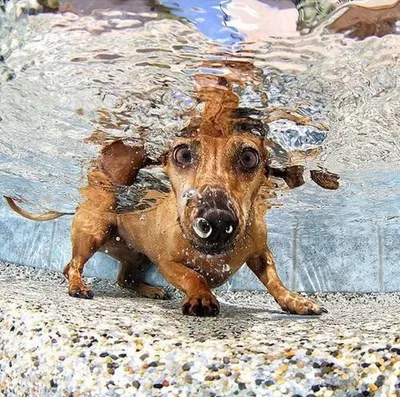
1, 0, 400, 233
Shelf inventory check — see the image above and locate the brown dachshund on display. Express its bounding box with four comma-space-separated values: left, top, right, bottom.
6, 73, 337, 316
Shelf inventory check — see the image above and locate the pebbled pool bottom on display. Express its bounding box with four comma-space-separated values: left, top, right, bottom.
0, 262, 399, 396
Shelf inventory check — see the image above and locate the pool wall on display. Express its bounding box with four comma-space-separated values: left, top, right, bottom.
0, 200, 398, 292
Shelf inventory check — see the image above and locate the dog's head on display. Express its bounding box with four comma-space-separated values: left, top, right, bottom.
164, 128, 268, 255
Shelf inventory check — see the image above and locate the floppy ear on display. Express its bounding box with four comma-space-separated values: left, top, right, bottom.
310, 169, 339, 190
268, 165, 305, 189
268, 162, 340, 190
100, 140, 146, 186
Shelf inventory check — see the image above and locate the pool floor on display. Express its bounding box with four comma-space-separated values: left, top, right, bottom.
0, 262, 399, 396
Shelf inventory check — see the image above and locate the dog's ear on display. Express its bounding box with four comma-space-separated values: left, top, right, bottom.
268, 165, 305, 189
310, 169, 339, 190
100, 140, 146, 186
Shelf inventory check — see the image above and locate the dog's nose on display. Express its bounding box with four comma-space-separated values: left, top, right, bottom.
193, 209, 238, 244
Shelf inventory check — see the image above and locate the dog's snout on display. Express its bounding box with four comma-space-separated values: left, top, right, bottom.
192, 187, 239, 246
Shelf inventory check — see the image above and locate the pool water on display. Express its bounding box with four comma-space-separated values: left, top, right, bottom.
0, 0, 399, 292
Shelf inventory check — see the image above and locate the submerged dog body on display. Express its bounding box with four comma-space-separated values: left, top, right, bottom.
7, 130, 326, 317
7, 79, 334, 316
57, 132, 324, 316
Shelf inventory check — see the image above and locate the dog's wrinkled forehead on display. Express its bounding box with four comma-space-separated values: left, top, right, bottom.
178, 107, 268, 139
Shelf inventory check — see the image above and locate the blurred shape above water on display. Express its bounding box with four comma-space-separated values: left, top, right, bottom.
157, 0, 246, 44
224, 0, 299, 38
295, 0, 336, 33
158, 0, 400, 41
326, 0, 400, 39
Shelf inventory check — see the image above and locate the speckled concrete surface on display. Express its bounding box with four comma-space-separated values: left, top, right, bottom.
0, 262, 399, 397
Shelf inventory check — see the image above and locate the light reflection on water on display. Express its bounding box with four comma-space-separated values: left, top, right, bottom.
0, 0, 399, 235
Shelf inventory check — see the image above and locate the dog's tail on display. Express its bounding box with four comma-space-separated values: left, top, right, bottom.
4, 197, 74, 221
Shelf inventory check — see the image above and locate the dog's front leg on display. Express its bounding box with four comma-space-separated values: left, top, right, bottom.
247, 250, 326, 315
158, 261, 219, 317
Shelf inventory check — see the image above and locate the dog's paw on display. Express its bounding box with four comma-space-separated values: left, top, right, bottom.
182, 293, 220, 317
118, 281, 169, 300
134, 283, 169, 300
277, 292, 327, 315
68, 285, 94, 299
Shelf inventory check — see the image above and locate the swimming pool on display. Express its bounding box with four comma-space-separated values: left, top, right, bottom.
0, 0, 399, 292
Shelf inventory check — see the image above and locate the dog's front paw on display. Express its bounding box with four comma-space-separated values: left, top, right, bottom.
277, 292, 327, 315
130, 283, 169, 300
68, 283, 94, 299
182, 293, 220, 317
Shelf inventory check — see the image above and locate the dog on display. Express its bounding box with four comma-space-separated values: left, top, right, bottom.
6, 69, 338, 317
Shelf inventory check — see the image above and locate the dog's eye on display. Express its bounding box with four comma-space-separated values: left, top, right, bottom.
239, 148, 259, 170
173, 145, 193, 166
